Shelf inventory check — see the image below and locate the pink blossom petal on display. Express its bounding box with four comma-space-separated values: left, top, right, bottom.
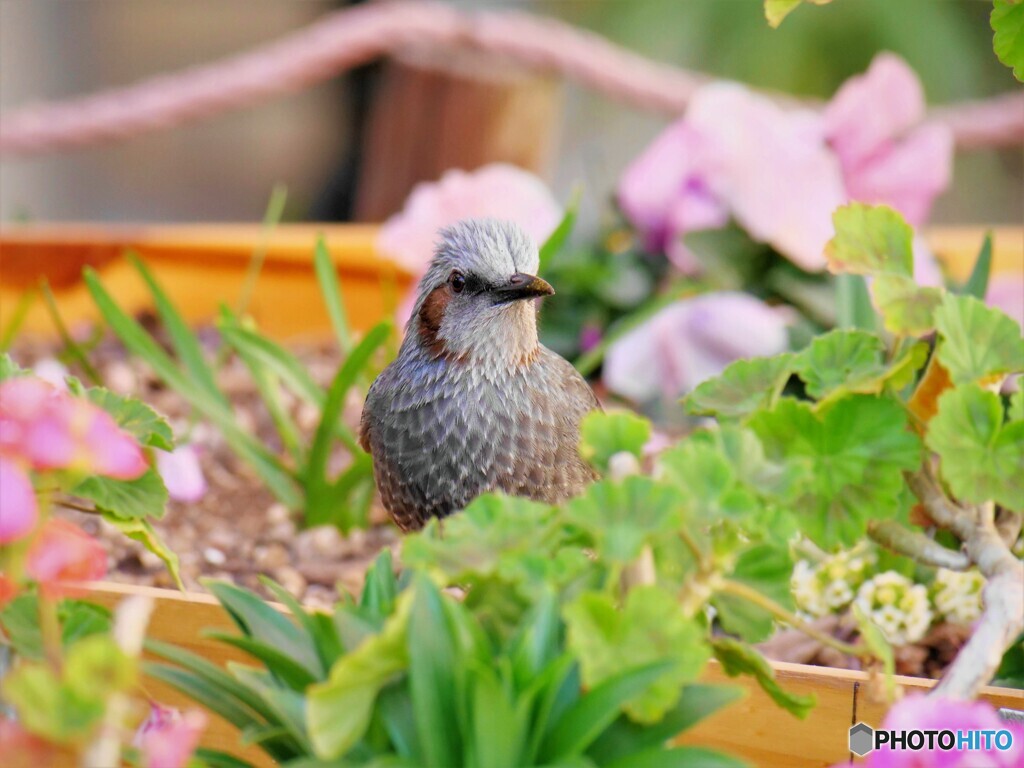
156, 445, 207, 503
31, 358, 69, 390
687, 84, 846, 271
865, 695, 1023, 767
83, 408, 148, 480
26, 519, 107, 598
843, 123, 954, 225
0, 573, 16, 608
913, 236, 945, 288
0, 457, 37, 544
378, 163, 562, 278
823, 53, 925, 172
603, 291, 791, 401
134, 703, 207, 768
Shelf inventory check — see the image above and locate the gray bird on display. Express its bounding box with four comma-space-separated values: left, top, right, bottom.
360, 218, 600, 531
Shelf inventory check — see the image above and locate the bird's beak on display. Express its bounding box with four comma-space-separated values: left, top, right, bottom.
492, 272, 555, 304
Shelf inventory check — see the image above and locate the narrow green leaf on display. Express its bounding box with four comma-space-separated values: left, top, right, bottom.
143, 663, 263, 731
260, 575, 340, 674
960, 231, 993, 299
206, 633, 318, 690
40, 279, 103, 385
0, 288, 37, 352
237, 183, 288, 318
101, 515, 183, 590
315, 236, 353, 353
219, 323, 323, 407
539, 661, 676, 762
711, 637, 816, 719
539, 186, 581, 273
193, 748, 258, 768
130, 254, 227, 408
605, 746, 748, 768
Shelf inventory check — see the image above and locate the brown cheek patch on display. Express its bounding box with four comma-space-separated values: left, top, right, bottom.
418, 285, 453, 359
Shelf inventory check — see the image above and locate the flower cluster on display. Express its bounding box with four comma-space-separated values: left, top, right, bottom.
854, 571, 933, 646
617, 53, 952, 274
0, 376, 147, 542
791, 546, 876, 619
930, 568, 985, 627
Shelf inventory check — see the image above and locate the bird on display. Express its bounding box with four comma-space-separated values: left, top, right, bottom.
360, 218, 600, 531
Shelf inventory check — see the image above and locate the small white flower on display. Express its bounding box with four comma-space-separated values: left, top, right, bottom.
855, 571, 933, 645
791, 544, 876, 618
931, 568, 985, 626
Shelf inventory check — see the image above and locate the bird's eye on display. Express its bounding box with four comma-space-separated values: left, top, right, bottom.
449, 271, 466, 293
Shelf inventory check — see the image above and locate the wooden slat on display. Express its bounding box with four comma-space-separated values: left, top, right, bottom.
83, 581, 1023, 768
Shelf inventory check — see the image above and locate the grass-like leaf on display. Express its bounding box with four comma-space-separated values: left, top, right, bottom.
315, 236, 353, 353
538, 186, 581, 274
959, 231, 993, 299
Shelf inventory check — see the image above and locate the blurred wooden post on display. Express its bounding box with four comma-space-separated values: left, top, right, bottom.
354, 46, 563, 221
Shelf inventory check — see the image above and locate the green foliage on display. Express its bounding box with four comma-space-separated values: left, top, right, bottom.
992, 0, 1024, 81
538, 187, 581, 274
933, 293, 1024, 385
764, 0, 832, 29
579, 410, 651, 473
825, 204, 913, 277
685, 355, 794, 419
926, 384, 1024, 510
0, 595, 112, 660
85, 252, 393, 531
711, 638, 815, 718
959, 232, 993, 300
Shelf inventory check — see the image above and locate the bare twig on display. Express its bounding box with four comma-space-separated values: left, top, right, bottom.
995, 509, 1023, 550
867, 519, 969, 571
906, 467, 1024, 700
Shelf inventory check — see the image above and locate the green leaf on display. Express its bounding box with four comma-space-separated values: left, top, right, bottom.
587, 683, 744, 763
0, 596, 111, 660
934, 293, 1024, 385
194, 748, 258, 768
825, 204, 913, 277
605, 746, 748, 768
307, 595, 411, 760
102, 514, 184, 590
764, 0, 832, 28
750, 396, 922, 548
711, 637, 815, 719
960, 232, 993, 299
539, 660, 676, 762
712, 544, 794, 643
539, 187, 581, 273
564, 586, 710, 723
74, 468, 169, 521
204, 580, 323, 679
871, 274, 944, 336
305, 322, 391, 529
852, 604, 896, 700
130, 254, 228, 409
685, 354, 794, 419
315, 236, 354, 353
407, 578, 463, 768
926, 384, 1024, 510
469, 662, 520, 768
2, 659, 105, 742
218, 323, 324, 408
795, 330, 887, 400
658, 440, 761, 526
993, 0, 1024, 81
83, 387, 174, 450
360, 549, 400, 620
0, 352, 27, 380
835, 274, 877, 332
579, 410, 651, 473
260, 575, 341, 673
564, 477, 684, 564
207, 633, 318, 690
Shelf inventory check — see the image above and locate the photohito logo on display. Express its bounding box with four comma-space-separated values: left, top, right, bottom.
848, 721, 1016, 756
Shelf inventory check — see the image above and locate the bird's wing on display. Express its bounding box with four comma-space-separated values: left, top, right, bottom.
543, 346, 601, 414
358, 379, 378, 454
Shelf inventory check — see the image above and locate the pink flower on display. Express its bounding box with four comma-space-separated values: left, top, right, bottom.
602, 291, 791, 402
156, 445, 206, 503
0, 456, 37, 543
823, 53, 954, 226
134, 702, 207, 768
0, 376, 147, 480
25, 519, 107, 598
839, 695, 1023, 768
379, 163, 562, 277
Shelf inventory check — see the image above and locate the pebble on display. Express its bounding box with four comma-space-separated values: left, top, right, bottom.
104, 361, 138, 394
302, 584, 336, 611
272, 566, 307, 598
294, 525, 344, 561
267, 503, 292, 525
254, 543, 290, 570
203, 547, 227, 566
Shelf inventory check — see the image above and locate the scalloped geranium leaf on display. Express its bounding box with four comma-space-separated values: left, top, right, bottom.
685, 353, 794, 419
402, 493, 562, 586
750, 396, 922, 548
934, 293, 1024, 385
871, 274, 944, 336
564, 477, 685, 564
926, 384, 1024, 510
1012, 389, 1024, 423
825, 204, 913, 277
564, 586, 709, 723
993, 0, 1024, 81
101, 513, 183, 590
74, 468, 168, 521
0, 353, 27, 381
712, 543, 794, 643
712, 637, 816, 718
579, 410, 652, 473
658, 440, 760, 524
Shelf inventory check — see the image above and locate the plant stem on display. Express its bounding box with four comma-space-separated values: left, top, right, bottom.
40, 279, 103, 385
718, 578, 871, 659
39, 595, 62, 671
867, 519, 969, 571
678, 529, 708, 570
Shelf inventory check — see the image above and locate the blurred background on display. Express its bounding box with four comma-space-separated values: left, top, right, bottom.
1, 0, 1020, 228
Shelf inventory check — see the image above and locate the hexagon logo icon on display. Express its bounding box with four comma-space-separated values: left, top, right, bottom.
849, 722, 874, 756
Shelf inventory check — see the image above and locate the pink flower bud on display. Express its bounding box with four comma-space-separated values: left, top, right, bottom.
134, 702, 207, 768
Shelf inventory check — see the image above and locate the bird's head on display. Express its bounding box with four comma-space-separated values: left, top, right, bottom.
406, 218, 554, 366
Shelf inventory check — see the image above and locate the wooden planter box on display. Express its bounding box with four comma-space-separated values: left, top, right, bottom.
83, 581, 1023, 768
1, 224, 1020, 342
